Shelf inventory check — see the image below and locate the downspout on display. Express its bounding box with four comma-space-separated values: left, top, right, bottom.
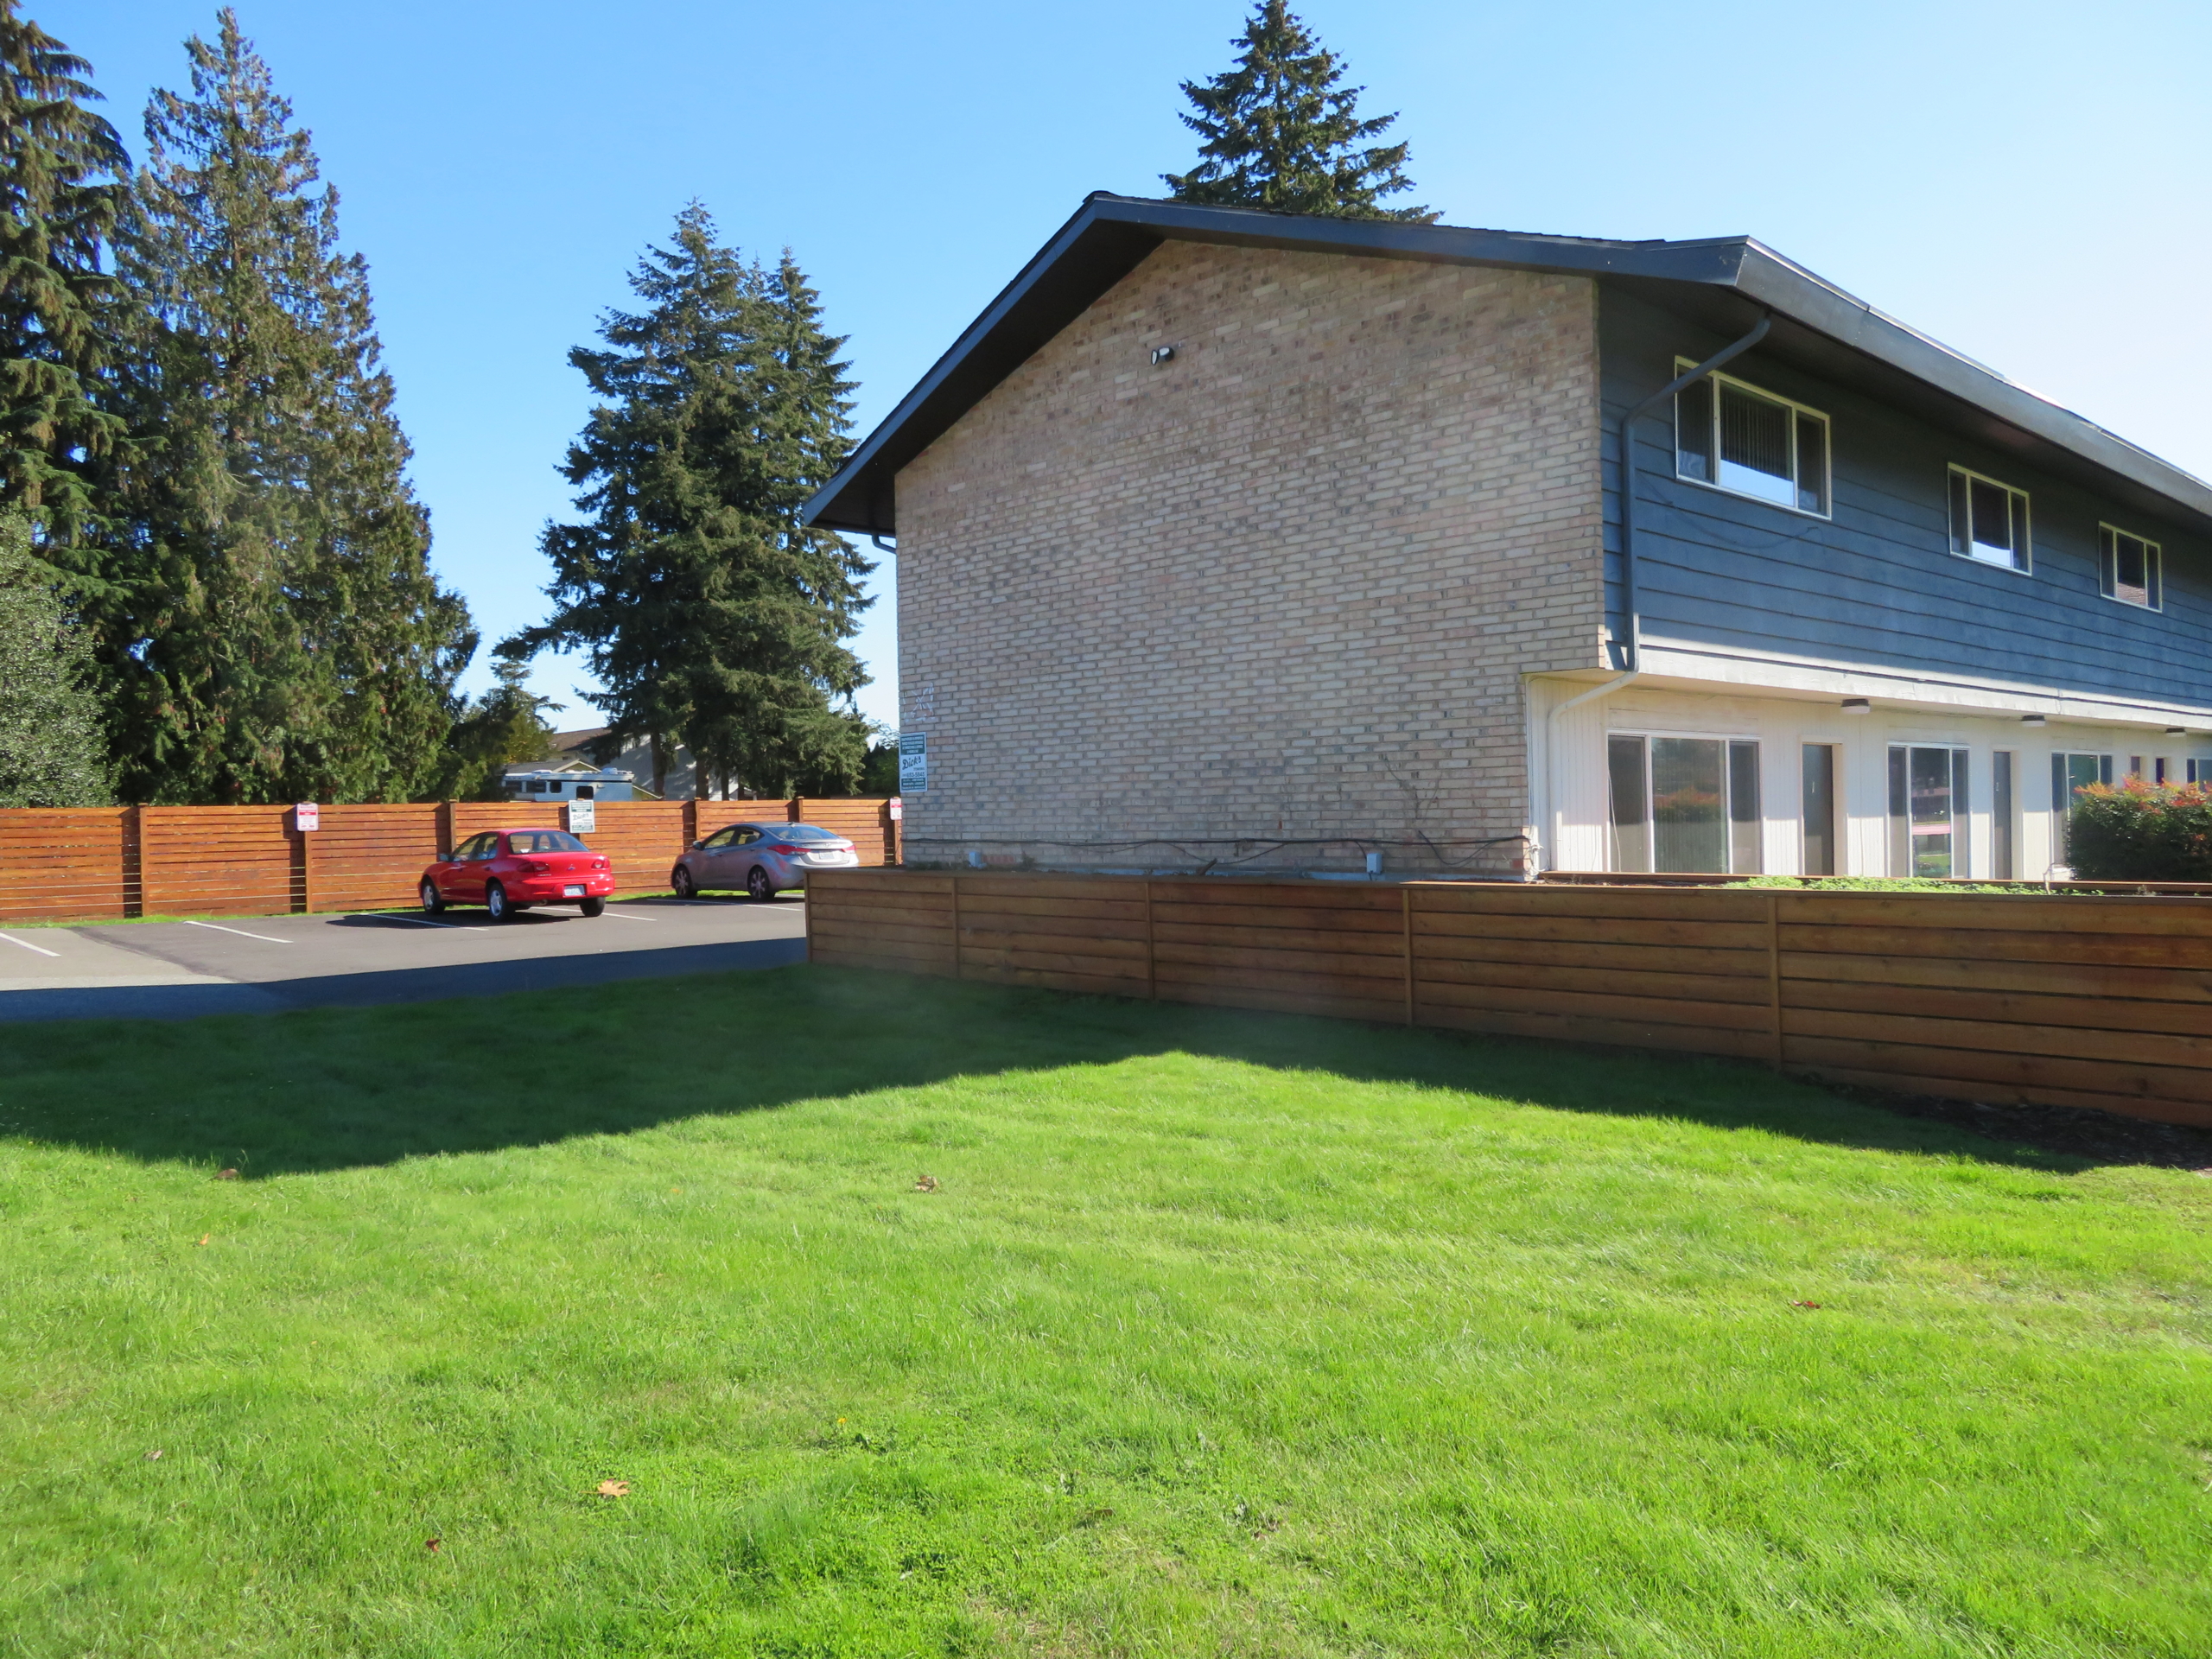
1536, 311, 1771, 874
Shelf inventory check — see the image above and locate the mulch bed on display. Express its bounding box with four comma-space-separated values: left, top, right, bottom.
1842, 1084, 2212, 1172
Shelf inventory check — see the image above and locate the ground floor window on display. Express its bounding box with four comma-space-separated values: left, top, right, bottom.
1801, 744, 1838, 875
1888, 745, 1971, 877
1608, 734, 1762, 874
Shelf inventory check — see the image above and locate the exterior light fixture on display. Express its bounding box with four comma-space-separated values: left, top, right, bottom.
2020, 714, 2048, 728
1840, 697, 1871, 715
1150, 345, 1176, 366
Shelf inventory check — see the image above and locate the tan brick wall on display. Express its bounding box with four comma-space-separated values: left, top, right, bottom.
895, 240, 1605, 875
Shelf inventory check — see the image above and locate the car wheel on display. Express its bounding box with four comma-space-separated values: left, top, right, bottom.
420, 879, 444, 915
485, 881, 512, 923
580, 896, 606, 918
671, 863, 696, 899
747, 865, 776, 902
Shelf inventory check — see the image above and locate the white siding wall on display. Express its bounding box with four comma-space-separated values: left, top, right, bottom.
1532, 676, 2209, 877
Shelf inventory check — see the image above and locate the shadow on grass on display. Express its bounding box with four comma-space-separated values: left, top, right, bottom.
0, 963, 2180, 1178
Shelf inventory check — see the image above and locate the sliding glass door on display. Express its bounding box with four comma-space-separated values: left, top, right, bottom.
1608, 735, 1762, 874
1887, 746, 1970, 877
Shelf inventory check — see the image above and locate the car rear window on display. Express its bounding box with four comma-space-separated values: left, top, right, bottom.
782, 824, 846, 842
509, 831, 588, 854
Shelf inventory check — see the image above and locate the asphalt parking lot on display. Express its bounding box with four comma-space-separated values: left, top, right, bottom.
0, 895, 808, 1022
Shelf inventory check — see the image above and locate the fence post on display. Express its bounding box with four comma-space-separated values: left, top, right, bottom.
291, 811, 309, 914
122, 804, 143, 918
1143, 879, 1156, 1000
436, 801, 454, 859
1402, 883, 1415, 1026
1765, 891, 1785, 1071
950, 874, 963, 980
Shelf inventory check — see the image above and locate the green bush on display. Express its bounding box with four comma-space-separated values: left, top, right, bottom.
2066, 779, 2212, 880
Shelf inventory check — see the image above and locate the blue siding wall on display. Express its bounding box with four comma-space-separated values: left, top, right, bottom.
1599, 289, 2212, 706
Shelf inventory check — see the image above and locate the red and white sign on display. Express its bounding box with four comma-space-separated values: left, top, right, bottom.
294, 803, 320, 832
887, 798, 903, 822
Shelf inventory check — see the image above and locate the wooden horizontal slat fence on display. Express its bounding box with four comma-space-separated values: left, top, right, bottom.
808, 870, 2212, 1129
0, 798, 899, 924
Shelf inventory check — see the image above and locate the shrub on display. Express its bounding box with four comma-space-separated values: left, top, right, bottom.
2066, 779, 2212, 881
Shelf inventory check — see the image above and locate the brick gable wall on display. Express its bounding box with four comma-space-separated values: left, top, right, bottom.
895, 240, 1605, 875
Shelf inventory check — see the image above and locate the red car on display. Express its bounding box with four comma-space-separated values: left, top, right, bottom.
420, 829, 614, 921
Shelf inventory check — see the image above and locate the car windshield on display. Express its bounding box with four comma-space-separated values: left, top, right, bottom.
508, 830, 587, 854
781, 824, 846, 842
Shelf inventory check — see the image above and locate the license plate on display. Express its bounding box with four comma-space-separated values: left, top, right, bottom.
563, 884, 585, 897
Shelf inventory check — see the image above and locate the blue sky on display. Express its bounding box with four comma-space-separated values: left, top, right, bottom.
54, 1, 2212, 734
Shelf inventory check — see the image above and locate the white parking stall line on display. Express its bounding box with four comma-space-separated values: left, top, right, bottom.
0, 931, 60, 958
354, 912, 461, 929
597, 909, 656, 921
181, 919, 292, 944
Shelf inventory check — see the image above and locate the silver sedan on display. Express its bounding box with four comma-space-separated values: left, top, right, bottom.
671, 822, 861, 901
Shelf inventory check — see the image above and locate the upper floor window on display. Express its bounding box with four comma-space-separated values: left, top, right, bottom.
2099, 524, 2162, 610
1947, 466, 2031, 572
1675, 365, 1830, 516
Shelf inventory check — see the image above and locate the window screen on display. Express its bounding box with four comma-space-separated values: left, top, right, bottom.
1608, 735, 1650, 874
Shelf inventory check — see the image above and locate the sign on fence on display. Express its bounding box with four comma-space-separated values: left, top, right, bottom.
567, 798, 596, 835
294, 803, 319, 832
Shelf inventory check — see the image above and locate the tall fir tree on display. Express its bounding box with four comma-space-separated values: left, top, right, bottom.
431, 649, 562, 802
0, 1, 130, 542
1164, 1, 1431, 222
511, 207, 872, 798
0, 510, 108, 804
101, 9, 470, 804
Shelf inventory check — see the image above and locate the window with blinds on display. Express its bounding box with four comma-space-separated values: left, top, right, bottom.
1675, 365, 1830, 517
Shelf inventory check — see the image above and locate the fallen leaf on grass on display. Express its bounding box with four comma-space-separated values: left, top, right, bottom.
424, 1537, 441, 1553
1790, 1300, 1822, 1310
595, 1479, 630, 1497
196, 1234, 210, 1247
913, 1174, 938, 1192
216, 1168, 239, 1181
143, 1450, 163, 1461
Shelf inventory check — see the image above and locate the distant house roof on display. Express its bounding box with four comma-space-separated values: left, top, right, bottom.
802, 192, 2212, 541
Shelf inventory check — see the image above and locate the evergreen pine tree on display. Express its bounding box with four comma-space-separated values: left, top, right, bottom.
103, 9, 470, 804
433, 650, 562, 802
511, 207, 872, 798
0, 1, 130, 540
0, 511, 110, 804
1164, 1, 1431, 222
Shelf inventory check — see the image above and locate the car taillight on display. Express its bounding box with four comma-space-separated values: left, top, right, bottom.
770, 842, 803, 855
516, 859, 547, 874
594, 859, 607, 869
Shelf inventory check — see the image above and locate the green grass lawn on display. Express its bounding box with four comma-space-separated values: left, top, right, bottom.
2, 966, 2206, 1657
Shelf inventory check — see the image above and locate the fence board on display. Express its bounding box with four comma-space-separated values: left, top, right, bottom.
804, 870, 2212, 1127
0, 807, 133, 921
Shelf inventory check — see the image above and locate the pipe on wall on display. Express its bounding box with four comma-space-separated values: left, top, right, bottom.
1535, 312, 1771, 874
1614, 312, 1770, 671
